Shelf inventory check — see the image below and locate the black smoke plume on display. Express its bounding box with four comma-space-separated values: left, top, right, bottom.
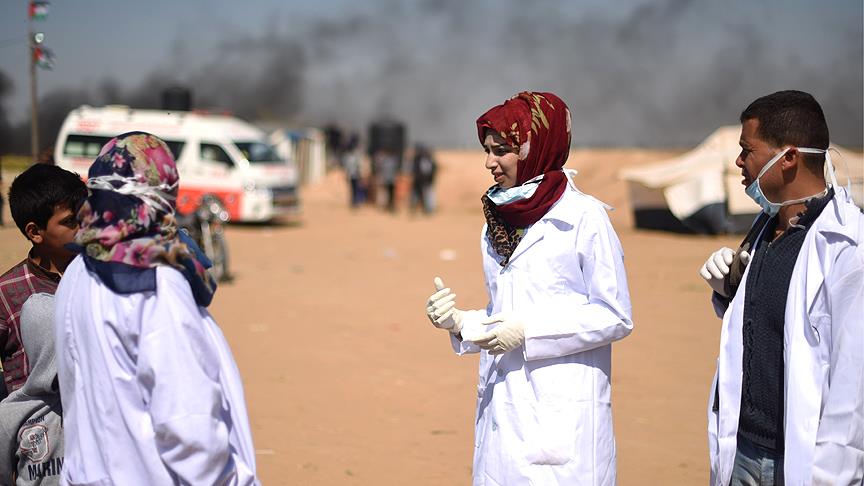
0, 0, 861, 154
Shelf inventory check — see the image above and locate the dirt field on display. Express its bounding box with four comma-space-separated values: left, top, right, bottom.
0, 149, 743, 485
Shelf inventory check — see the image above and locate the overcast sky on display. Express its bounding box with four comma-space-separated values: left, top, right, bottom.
0, 0, 861, 148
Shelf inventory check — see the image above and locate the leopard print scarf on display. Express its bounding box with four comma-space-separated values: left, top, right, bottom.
482, 194, 526, 266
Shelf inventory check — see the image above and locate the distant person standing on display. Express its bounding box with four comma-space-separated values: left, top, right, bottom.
375, 149, 400, 212
410, 144, 437, 214
54, 132, 259, 484
342, 133, 365, 208
700, 90, 863, 485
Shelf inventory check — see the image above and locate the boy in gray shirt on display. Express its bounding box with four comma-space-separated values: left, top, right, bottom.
0, 293, 64, 485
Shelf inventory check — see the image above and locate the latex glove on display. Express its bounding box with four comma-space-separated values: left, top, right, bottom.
425, 277, 463, 334
699, 247, 751, 298
473, 312, 526, 355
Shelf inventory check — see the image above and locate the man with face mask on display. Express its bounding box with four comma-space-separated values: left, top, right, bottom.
699, 90, 863, 485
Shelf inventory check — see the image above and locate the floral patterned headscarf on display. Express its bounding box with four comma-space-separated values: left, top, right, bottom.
476, 92, 571, 264
75, 132, 216, 306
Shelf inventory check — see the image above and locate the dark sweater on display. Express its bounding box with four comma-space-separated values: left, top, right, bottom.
737, 189, 833, 452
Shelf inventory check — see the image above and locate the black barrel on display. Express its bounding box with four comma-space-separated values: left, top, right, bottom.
368, 120, 406, 158
161, 87, 193, 112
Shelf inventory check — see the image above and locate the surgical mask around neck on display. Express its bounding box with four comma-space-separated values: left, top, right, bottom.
744, 146, 831, 217
487, 174, 544, 206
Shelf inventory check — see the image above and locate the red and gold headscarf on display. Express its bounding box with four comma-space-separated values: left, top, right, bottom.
476, 92, 571, 264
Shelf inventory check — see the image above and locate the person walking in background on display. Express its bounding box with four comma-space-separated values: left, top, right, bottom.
699, 90, 863, 485
0, 164, 86, 399
374, 149, 400, 212
341, 132, 365, 208
0, 293, 65, 485
54, 132, 259, 485
424, 92, 633, 485
410, 143, 437, 215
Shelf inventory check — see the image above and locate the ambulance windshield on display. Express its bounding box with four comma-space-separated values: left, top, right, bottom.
234, 141, 283, 164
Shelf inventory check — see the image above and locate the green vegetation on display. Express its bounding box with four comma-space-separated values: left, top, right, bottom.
0, 155, 34, 175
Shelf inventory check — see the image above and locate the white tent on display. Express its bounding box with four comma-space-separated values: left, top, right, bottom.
269, 128, 328, 185
619, 126, 863, 234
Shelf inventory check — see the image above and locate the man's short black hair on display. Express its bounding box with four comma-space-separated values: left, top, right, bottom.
740, 90, 830, 172
8, 163, 87, 237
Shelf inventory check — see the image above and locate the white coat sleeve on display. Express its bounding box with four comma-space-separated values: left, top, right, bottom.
812, 247, 864, 485
136, 272, 239, 485
523, 208, 633, 361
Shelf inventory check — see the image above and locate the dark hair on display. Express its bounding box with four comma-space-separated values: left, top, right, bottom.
8, 163, 87, 237
740, 90, 829, 172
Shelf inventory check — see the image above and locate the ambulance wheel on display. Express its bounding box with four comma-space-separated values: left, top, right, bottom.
208, 230, 231, 283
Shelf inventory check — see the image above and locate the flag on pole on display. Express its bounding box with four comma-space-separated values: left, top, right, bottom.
33, 46, 54, 69
29, 1, 50, 21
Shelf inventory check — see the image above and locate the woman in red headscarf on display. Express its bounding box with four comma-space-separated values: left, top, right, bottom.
425, 92, 634, 485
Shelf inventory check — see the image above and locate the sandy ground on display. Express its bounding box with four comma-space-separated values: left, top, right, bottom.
0, 149, 744, 485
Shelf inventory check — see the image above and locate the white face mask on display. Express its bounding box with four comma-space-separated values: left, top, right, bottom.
744, 146, 835, 217
486, 174, 544, 206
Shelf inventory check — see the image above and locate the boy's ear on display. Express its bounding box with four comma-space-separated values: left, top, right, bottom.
24, 222, 44, 245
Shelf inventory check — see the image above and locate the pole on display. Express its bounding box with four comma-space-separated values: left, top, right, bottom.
28, 2, 39, 161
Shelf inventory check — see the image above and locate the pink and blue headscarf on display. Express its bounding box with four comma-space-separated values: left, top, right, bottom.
74, 131, 216, 306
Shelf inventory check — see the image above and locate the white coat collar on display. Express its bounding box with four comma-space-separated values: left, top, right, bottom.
542, 169, 614, 227
506, 170, 614, 266
814, 187, 862, 238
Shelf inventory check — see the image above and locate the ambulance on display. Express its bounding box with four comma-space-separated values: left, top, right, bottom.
54, 105, 300, 222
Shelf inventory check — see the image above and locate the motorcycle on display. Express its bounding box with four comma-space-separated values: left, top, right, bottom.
177, 194, 232, 282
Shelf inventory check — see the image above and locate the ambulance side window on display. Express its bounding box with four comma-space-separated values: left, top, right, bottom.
200, 143, 234, 168
163, 141, 185, 162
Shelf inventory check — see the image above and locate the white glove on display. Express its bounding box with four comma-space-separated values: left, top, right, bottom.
699, 247, 751, 298
425, 277, 463, 334
473, 312, 526, 355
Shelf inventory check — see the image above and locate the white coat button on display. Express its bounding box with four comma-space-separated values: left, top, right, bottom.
492, 422, 498, 431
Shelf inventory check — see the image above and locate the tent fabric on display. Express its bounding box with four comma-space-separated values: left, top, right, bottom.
619, 126, 863, 234
620, 126, 749, 221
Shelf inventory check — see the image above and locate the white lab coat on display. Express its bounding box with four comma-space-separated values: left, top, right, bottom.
54, 256, 259, 485
708, 188, 864, 486
452, 180, 634, 485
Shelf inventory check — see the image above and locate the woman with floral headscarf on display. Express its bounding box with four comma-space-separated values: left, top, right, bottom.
425, 92, 633, 485
54, 132, 259, 484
